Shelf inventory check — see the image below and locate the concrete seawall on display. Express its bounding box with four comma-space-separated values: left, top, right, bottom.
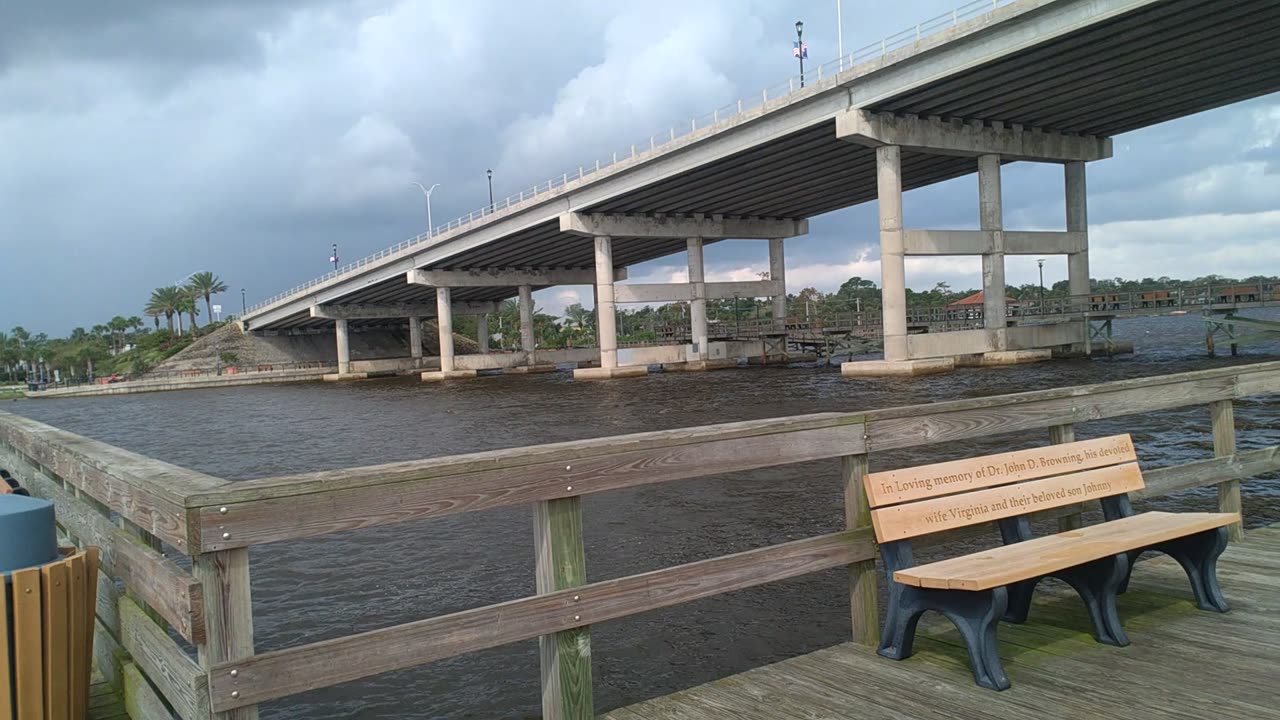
26, 368, 334, 399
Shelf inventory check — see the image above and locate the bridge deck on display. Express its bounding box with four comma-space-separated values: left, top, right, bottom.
603, 525, 1280, 720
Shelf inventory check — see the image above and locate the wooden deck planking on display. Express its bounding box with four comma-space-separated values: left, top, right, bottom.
603, 525, 1280, 720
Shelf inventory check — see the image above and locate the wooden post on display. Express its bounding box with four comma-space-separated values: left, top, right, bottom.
842, 454, 879, 646
1049, 425, 1083, 531
195, 549, 258, 720
1210, 400, 1243, 541
534, 497, 592, 720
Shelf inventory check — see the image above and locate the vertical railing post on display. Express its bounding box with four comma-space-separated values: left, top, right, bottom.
842, 454, 879, 646
534, 496, 592, 719
1210, 400, 1243, 541
1049, 424, 1082, 530
195, 549, 258, 720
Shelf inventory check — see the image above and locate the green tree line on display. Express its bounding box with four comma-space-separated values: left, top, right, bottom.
2, 272, 230, 384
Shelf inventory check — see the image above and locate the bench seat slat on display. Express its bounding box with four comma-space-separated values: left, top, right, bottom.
893, 511, 1239, 591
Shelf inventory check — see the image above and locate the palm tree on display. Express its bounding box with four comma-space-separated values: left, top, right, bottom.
177, 290, 200, 335
148, 286, 183, 333
186, 272, 227, 325
108, 316, 129, 354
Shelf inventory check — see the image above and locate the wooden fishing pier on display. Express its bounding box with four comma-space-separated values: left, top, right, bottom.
1, 360, 1278, 719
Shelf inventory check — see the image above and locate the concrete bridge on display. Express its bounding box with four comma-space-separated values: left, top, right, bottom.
241, 0, 1280, 379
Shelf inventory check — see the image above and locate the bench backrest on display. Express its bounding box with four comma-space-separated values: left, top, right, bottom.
864, 434, 1140, 543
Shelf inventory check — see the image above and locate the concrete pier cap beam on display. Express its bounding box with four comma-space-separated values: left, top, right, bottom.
572, 366, 649, 381
559, 212, 807, 240
835, 110, 1113, 162
841, 358, 955, 377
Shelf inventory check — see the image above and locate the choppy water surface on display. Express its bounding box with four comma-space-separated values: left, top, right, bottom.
10, 311, 1280, 719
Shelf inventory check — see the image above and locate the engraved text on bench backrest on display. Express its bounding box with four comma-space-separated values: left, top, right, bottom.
864, 435, 1140, 542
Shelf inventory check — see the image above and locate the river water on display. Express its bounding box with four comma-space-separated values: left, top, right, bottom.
9, 311, 1280, 719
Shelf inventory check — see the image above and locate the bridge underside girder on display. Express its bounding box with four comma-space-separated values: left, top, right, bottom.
874, 0, 1280, 136
244, 0, 1280, 333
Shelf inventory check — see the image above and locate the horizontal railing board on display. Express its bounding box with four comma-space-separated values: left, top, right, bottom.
192, 363, 1280, 550
1138, 446, 1280, 499
122, 662, 179, 720
0, 411, 226, 551
186, 413, 865, 506
195, 422, 867, 551
12, 455, 206, 645
196, 362, 1280, 510
861, 361, 1278, 427
119, 597, 209, 720
208, 529, 876, 711
1236, 370, 1280, 399
864, 375, 1240, 451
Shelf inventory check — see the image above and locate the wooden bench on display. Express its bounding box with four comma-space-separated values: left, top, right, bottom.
864, 434, 1238, 691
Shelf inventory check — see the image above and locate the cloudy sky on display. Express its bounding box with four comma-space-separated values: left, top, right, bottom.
2, 0, 1277, 334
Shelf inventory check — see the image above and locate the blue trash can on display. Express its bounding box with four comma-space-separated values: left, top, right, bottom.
0, 494, 58, 573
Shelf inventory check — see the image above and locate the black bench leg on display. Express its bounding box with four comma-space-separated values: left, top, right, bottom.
1003, 579, 1038, 624
1054, 553, 1130, 647
1161, 527, 1230, 612
878, 585, 926, 662
879, 584, 1011, 691
943, 587, 1010, 691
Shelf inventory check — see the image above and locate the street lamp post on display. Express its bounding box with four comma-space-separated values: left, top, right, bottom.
486, 169, 494, 210
1037, 258, 1046, 314
241, 288, 246, 315
412, 182, 440, 237
330, 243, 339, 270
795, 21, 806, 87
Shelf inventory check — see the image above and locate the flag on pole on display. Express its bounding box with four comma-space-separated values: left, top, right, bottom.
793, 41, 808, 59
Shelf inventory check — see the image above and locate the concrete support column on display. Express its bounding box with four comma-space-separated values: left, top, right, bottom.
769, 238, 786, 327
408, 315, 423, 359
518, 284, 536, 364
335, 319, 351, 375
1065, 161, 1090, 299
979, 154, 1007, 349
436, 288, 455, 372
477, 313, 490, 353
877, 146, 909, 362
687, 237, 707, 359
594, 236, 618, 369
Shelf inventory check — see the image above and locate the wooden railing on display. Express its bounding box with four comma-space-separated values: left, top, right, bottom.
1, 360, 1278, 718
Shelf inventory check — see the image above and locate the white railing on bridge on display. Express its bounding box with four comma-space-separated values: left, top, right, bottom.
246, 0, 1014, 315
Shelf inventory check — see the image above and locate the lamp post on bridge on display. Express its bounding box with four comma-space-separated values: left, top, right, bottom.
486, 169, 494, 210
1037, 258, 1046, 315
240, 288, 246, 315
794, 21, 807, 87
412, 182, 439, 238
330, 243, 339, 270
